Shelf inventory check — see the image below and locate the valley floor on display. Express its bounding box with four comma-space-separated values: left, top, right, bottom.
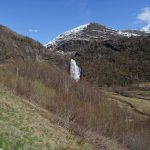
106, 87, 150, 118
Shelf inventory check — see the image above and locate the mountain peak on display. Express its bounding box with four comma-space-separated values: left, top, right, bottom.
45, 23, 91, 47
45, 22, 112, 49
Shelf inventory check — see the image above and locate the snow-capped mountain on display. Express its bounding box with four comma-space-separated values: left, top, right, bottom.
45, 22, 149, 53
45, 23, 90, 47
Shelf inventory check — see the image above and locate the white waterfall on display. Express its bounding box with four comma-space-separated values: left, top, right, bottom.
70, 59, 81, 81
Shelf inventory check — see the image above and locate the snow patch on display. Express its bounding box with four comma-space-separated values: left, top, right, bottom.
55, 50, 64, 55
60, 23, 90, 36
70, 59, 81, 81
117, 31, 140, 37
45, 23, 90, 47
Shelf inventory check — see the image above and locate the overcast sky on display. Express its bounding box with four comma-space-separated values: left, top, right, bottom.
0, 0, 150, 44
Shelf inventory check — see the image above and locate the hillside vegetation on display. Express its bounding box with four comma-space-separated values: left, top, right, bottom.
74, 36, 150, 86
0, 87, 93, 150
0, 60, 149, 150
47, 35, 150, 87
0, 25, 48, 63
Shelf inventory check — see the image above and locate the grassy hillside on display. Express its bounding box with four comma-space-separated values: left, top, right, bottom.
0, 60, 150, 150
0, 87, 93, 150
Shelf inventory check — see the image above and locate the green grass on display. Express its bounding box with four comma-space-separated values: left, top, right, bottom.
0, 87, 93, 150
108, 91, 150, 116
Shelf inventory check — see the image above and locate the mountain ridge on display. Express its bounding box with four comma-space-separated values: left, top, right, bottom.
45, 22, 149, 52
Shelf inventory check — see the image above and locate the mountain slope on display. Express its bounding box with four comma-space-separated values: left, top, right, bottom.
45, 23, 150, 86
0, 25, 48, 63
0, 87, 93, 150
74, 36, 150, 86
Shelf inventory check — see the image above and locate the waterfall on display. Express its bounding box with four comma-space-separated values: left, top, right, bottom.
70, 59, 81, 81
